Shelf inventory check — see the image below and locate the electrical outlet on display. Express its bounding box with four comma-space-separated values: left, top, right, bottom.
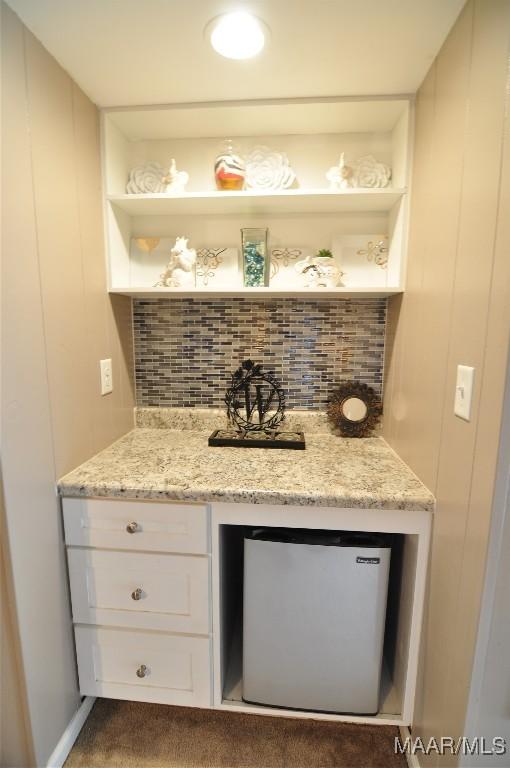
100, 358, 113, 395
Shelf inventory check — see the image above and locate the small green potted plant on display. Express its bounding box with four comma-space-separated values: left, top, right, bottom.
316, 248, 334, 259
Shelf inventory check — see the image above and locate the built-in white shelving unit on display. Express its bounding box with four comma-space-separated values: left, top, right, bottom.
101, 97, 412, 297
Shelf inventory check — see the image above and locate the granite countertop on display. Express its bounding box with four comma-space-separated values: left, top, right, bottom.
58, 412, 434, 511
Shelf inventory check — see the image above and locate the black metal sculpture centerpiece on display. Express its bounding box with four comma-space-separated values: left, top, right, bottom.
208, 360, 305, 449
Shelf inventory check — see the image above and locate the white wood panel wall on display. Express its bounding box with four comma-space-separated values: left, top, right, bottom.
0, 507, 32, 768
383, 0, 510, 763
1, 3, 135, 764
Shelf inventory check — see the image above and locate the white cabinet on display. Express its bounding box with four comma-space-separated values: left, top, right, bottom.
102, 98, 412, 297
63, 497, 212, 708
62, 495, 430, 726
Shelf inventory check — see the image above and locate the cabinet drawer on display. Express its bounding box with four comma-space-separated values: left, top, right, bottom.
63, 498, 209, 554
75, 626, 211, 707
68, 549, 210, 634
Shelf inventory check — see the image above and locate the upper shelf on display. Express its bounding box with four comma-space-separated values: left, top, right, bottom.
107, 188, 406, 217
106, 99, 410, 141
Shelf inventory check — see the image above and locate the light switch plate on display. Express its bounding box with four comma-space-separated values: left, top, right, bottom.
454, 365, 475, 421
100, 358, 113, 395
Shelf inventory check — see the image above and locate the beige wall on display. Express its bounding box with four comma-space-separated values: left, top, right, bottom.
383, 0, 510, 763
1, 512, 32, 768
462, 350, 510, 765
1, 2, 134, 764
22, 19, 134, 477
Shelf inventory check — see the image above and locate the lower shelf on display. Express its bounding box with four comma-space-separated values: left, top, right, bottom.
220, 609, 403, 726
109, 286, 403, 299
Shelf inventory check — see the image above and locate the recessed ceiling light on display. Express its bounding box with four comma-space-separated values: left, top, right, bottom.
208, 11, 267, 60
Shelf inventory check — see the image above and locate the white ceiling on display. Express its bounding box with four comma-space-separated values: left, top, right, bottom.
6, 0, 465, 108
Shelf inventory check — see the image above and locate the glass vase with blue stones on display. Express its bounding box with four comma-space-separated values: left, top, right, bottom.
241, 228, 269, 288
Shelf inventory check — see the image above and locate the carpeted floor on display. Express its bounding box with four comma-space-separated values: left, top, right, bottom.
64, 699, 407, 768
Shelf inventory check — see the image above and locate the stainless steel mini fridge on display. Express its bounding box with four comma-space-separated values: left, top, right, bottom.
242, 528, 391, 714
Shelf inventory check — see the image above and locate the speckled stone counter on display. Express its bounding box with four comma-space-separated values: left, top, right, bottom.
135, 407, 337, 435
58, 422, 434, 512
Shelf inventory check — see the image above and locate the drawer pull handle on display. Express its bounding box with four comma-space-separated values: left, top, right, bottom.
126, 521, 139, 534
136, 665, 148, 679
131, 588, 143, 601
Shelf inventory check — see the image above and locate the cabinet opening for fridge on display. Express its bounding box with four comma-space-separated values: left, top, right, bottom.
218, 524, 414, 721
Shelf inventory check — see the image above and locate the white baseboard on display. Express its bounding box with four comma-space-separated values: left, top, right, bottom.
399, 726, 421, 768
46, 696, 95, 768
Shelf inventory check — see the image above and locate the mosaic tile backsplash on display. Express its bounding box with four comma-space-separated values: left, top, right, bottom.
134, 298, 386, 409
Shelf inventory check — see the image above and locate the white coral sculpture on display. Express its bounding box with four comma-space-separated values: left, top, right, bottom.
351, 155, 392, 188
245, 146, 296, 191
126, 162, 168, 194
154, 236, 196, 288
126, 159, 189, 194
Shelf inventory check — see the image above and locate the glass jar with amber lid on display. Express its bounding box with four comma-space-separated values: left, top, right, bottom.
214, 139, 246, 190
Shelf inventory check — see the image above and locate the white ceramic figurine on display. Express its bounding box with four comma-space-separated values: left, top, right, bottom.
163, 158, 189, 194
326, 153, 354, 190
154, 236, 196, 288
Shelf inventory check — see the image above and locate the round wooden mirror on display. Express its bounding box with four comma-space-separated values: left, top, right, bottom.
327, 381, 382, 437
